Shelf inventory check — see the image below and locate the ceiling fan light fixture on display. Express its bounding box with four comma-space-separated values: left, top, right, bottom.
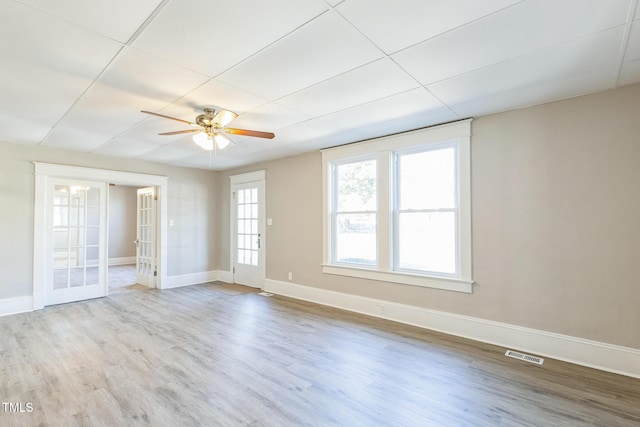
216, 110, 238, 127
214, 133, 231, 149
193, 131, 214, 150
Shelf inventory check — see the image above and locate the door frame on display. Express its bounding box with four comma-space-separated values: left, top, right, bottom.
33, 162, 168, 310
230, 170, 266, 288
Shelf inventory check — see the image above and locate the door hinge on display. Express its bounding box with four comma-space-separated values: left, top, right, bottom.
154, 194, 158, 201
232, 191, 236, 199
154, 270, 157, 276
233, 266, 235, 274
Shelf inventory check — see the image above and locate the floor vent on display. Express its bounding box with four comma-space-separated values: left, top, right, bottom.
505, 350, 544, 365
258, 292, 273, 297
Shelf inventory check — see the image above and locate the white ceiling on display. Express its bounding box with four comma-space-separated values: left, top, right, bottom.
2, 0, 640, 170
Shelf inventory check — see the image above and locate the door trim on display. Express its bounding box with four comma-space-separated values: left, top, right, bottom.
229, 170, 266, 288
33, 163, 168, 310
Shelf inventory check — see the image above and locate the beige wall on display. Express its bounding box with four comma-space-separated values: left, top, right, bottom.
0, 143, 219, 299
108, 185, 137, 259
218, 84, 640, 350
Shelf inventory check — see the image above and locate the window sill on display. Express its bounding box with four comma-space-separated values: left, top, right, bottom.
321, 264, 473, 293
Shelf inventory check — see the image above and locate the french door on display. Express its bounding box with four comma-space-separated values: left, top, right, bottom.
231, 172, 265, 288
136, 187, 156, 287
46, 179, 107, 305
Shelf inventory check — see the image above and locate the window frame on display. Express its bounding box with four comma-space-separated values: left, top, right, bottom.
392, 141, 459, 278
321, 119, 473, 293
330, 155, 379, 268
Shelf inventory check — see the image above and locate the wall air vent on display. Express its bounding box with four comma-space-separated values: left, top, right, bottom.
505, 350, 544, 365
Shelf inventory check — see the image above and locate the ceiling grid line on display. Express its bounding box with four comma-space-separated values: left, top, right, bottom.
612, 0, 639, 88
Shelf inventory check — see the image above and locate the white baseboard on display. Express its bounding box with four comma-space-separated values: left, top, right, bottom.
0, 295, 33, 317
264, 279, 640, 379
108, 257, 135, 266
163, 270, 232, 289
217, 270, 233, 283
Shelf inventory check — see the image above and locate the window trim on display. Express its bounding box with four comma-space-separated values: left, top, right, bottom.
321, 119, 473, 293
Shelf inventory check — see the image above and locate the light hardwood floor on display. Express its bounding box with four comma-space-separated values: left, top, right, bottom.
1, 283, 639, 426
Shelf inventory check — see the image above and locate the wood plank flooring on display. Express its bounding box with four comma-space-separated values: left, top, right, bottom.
1, 283, 639, 426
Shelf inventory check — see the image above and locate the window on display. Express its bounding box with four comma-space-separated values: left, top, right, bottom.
332, 158, 377, 266
322, 120, 473, 293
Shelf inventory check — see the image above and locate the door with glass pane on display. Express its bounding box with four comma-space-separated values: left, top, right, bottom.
135, 187, 156, 287
47, 180, 107, 305
232, 181, 265, 287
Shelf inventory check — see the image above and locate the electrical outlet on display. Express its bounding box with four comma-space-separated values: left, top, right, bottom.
288, 272, 293, 281
379, 304, 386, 315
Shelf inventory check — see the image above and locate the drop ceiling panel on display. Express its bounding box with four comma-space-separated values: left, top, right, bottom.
95, 47, 209, 105
0, 114, 51, 145
46, 96, 142, 140
131, 0, 328, 76
17, 0, 164, 43
450, 66, 616, 118
350, 108, 461, 142
278, 58, 419, 117
136, 139, 203, 163
274, 117, 344, 146
393, 0, 630, 85
428, 27, 623, 106
218, 11, 383, 100
91, 138, 162, 158
119, 116, 192, 144
0, 2, 121, 129
229, 102, 309, 132
53, 47, 212, 142
319, 88, 449, 131
337, 0, 520, 54
40, 126, 113, 152
161, 80, 269, 119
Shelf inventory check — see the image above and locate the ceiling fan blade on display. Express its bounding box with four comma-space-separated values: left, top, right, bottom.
212, 109, 238, 127
224, 128, 275, 139
158, 129, 201, 136
141, 110, 195, 126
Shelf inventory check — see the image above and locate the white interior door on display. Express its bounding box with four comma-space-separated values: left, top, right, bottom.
46, 179, 107, 305
232, 179, 265, 288
136, 187, 157, 287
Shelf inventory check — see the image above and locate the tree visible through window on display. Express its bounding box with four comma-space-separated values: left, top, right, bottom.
333, 159, 376, 266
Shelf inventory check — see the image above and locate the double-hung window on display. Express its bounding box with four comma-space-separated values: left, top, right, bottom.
322, 119, 473, 293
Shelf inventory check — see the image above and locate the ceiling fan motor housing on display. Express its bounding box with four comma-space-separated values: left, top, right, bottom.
196, 108, 218, 128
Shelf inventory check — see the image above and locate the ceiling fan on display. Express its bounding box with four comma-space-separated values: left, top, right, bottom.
141, 108, 275, 151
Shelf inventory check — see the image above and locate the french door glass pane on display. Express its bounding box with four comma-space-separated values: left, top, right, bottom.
237, 188, 258, 266
397, 212, 456, 274
399, 148, 455, 210
53, 269, 68, 290
52, 183, 101, 289
336, 213, 376, 265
